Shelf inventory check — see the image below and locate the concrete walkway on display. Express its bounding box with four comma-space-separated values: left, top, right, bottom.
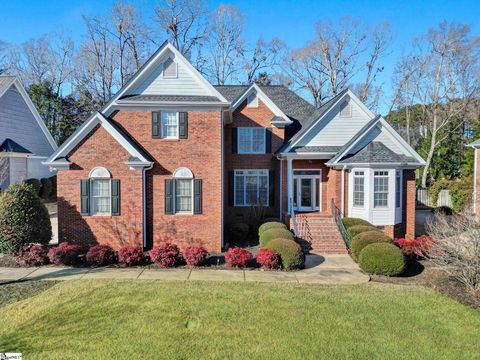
0, 255, 369, 285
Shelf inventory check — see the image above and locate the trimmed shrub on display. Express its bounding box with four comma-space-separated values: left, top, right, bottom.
359, 243, 406, 276
225, 247, 252, 267
342, 217, 372, 229
150, 242, 180, 268
24, 178, 42, 196
263, 217, 280, 223
255, 248, 280, 270
350, 231, 392, 261
183, 245, 208, 267
265, 238, 304, 270
86, 244, 116, 266
48, 242, 82, 266
228, 223, 250, 243
347, 225, 380, 239
0, 183, 52, 254
259, 228, 293, 247
118, 245, 145, 267
16, 243, 49, 266
40, 178, 53, 199
394, 236, 434, 257
258, 221, 287, 237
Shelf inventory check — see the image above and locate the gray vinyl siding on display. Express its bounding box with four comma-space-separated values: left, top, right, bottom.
132, 50, 207, 96
9, 157, 28, 184
0, 85, 55, 157
0, 157, 9, 191
349, 125, 405, 156
298, 100, 370, 147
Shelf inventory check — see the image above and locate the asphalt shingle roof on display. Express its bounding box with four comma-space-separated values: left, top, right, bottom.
290, 146, 342, 154
119, 94, 221, 102
0, 138, 32, 154
338, 142, 416, 164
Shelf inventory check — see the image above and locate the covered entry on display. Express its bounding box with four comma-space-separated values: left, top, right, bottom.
293, 170, 321, 212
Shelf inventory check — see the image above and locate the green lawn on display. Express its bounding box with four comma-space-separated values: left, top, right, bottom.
0, 281, 479, 359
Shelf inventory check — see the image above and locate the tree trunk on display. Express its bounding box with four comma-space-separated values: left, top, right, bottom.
421, 114, 438, 187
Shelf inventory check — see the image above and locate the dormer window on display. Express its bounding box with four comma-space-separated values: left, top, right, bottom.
247, 92, 258, 108
340, 101, 352, 117
162, 57, 177, 78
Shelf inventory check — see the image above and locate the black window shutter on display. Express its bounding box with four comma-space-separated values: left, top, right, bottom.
266, 128, 272, 153
269, 170, 275, 207
228, 171, 235, 206
80, 179, 90, 215
193, 179, 202, 214
111, 179, 120, 216
165, 179, 174, 214
179, 112, 188, 139
232, 128, 238, 153
152, 112, 161, 138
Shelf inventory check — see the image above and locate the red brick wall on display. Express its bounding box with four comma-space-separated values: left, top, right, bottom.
224, 99, 284, 226
386, 169, 416, 239
57, 125, 144, 249
58, 109, 223, 253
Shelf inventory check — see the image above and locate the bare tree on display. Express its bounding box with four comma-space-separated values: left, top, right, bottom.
397, 22, 480, 187
427, 212, 480, 292
241, 38, 284, 84
204, 4, 244, 85
153, 0, 208, 57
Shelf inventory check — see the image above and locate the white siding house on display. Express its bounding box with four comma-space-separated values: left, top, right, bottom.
0, 76, 57, 191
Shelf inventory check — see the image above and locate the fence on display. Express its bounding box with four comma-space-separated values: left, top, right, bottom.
416, 187, 452, 208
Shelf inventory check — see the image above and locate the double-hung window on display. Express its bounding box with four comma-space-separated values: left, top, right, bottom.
174, 179, 193, 213
374, 171, 389, 208
353, 171, 365, 207
238, 127, 265, 154
92, 179, 111, 215
161, 112, 179, 139
234, 170, 268, 206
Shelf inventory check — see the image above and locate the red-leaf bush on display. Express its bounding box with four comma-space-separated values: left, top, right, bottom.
16, 243, 49, 266
183, 245, 208, 267
150, 242, 180, 267
394, 236, 434, 257
86, 244, 116, 266
47, 242, 82, 266
255, 248, 280, 269
118, 245, 145, 267
224, 247, 252, 267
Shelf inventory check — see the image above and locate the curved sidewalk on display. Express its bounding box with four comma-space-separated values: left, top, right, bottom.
0, 254, 369, 285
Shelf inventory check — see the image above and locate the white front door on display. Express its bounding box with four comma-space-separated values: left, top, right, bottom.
293, 170, 321, 212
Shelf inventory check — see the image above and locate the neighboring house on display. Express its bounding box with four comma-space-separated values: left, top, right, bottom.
467, 139, 480, 216
44, 41, 424, 254
0, 76, 57, 191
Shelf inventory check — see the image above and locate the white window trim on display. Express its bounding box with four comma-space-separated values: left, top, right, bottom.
162, 57, 178, 79
161, 112, 179, 139
373, 170, 390, 209
352, 171, 365, 208
247, 92, 258, 108
233, 169, 269, 207
173, 178, 194, 215
89, 167, 112, 216
237, 127, 266, 154
292, 169, 322, 212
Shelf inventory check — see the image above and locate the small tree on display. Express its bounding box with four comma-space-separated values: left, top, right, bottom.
426, 212, 480, 292
0, 183, 52, 254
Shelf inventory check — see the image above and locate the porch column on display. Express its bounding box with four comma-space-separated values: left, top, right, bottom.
287, 158, 293, 214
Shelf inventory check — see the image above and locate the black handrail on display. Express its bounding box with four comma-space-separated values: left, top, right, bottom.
331, 199, 350, 249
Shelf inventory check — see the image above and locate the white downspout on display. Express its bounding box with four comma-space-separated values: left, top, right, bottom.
341, 166, 346, 216
287, 158, 293, 215
279, 159, 283, 221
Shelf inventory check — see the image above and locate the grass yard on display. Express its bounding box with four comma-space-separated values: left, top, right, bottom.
0, 281, 479, 360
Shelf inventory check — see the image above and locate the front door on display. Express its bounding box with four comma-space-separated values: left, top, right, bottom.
293, 170, 321, 212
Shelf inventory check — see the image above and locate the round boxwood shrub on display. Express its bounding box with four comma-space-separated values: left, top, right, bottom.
350, 231, 392, 261
23, 178, 42, 196
359, 243, 406, 276
259, 227, 293, 247
258, 221, 287, 237
342, 217, 372, 229
347, 225, 380, 239
0, 183, 52, 254
265, 238, 304, 270
40, 177, 53, 199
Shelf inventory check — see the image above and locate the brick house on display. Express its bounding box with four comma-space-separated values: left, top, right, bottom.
44, 41, 425, 254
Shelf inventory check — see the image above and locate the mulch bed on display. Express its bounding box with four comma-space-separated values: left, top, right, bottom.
371, 259, 480, 309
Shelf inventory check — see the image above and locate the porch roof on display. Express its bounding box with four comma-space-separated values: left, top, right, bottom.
289, 146, 342, 154
337, 142, 416, 165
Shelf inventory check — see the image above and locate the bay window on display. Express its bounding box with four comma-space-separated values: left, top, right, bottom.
353, 171, 365, 207
374, 171, 389, 208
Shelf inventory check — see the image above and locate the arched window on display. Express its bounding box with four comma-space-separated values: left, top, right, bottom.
173, 167, 193, 214
89, 167, 111, 216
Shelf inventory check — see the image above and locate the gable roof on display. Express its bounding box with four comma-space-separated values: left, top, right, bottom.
0, 76, 57, 151
0, 138, 32, 154
102, 41, 228, 115
118, 94, 221, 103
43, 112, 152, 168
338, 142, 416, 164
